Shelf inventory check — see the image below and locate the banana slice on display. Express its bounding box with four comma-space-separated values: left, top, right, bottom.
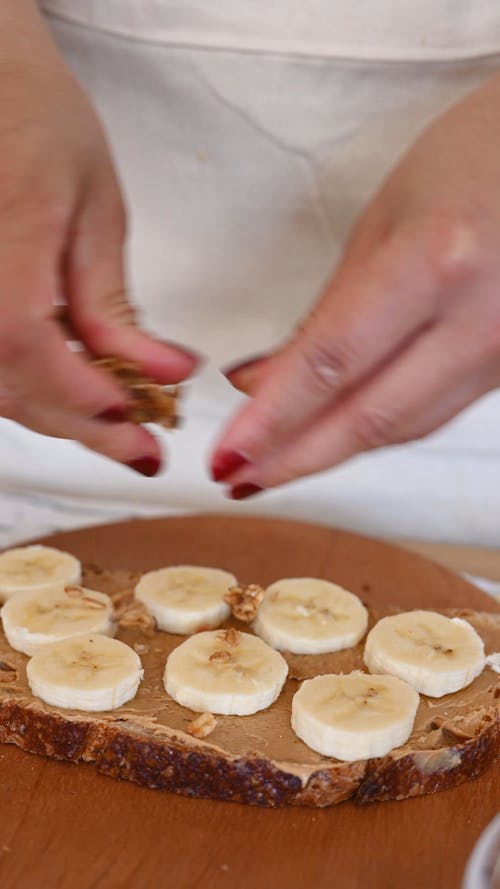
135, 565, 235, 634
363, 610, 486, 697
253, 577, 368, 654
164, 628, 288, 715
291, 671, 419, 761
26, 634, 143, 711
0, 545, 81, 602
1, 585, 115, 656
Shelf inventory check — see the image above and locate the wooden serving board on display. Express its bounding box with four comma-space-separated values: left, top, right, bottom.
0, 515, 498, 889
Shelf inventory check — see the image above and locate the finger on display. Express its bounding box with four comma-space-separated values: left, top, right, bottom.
211, 230, 445, 474
65, 168, 200, 383
16, 400, 163, 475
0, 206, 165, 471
223, 319, 496, 494
0, 318, 163, 473
223, 353, 270, 395
0, 318, 129, 418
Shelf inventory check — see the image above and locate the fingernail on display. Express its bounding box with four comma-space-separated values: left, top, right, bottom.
126, 455, 161, 477
229, 483, 263, 501
97, 405, 128, 423
223, 353, 268, 381
211, 450, 250, 483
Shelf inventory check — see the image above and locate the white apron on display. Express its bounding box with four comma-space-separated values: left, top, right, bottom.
1, 1, 500, 545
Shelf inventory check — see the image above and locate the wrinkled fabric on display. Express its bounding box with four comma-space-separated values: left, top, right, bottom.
0, 3, 499, 545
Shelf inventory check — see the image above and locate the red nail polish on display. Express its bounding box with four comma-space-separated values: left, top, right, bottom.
211, 450, 250, 483
97, 405, 128, 423
223, 353, 267, 380
127, 456, 161, 477
230, 483, 263, 501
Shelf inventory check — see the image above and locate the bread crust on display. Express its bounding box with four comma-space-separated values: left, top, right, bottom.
0, 697, 497, 807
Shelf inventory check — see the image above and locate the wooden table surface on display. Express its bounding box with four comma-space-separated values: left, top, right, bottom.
0, 516, 498, 889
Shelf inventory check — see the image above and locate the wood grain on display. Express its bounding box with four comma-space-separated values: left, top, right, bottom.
0, 515, 498, 889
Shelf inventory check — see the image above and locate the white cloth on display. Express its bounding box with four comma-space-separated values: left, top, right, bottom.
2, 1, 500, 546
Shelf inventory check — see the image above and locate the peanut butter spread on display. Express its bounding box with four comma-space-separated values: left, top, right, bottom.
0, 566, 498, 786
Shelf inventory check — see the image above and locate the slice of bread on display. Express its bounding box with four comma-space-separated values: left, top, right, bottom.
0, 564, 498, 807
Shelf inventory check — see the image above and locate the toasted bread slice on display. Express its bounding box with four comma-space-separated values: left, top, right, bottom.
0, 564, 498, 807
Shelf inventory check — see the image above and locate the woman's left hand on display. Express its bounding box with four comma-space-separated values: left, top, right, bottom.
210, 71, 500, 498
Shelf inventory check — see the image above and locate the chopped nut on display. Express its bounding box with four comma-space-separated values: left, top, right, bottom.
0, 661, 16, 683
94, 357, 178, 429
224, 584, 265, 623
0, 675, 15, 683
209, 650, 232, 664
116, 599, 155, 632
65, 585, 84, 599
218, 627, 241, 646
186, 712, 217, 739
111, 589, 135, 610
81, 596, 106, 610
428, 716, 446, 731
133, 642, 149, 655
129, 384, 178, 428
441, 723, 475, 744
65, 586, 106, 609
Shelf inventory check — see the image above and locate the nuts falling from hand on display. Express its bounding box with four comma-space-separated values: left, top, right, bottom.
224, 584, 265, 623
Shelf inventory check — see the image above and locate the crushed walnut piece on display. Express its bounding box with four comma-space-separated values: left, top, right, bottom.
209, 650, 232, 664
0, 661, 17, 683
224, 584, 265, 623
218, 627, 241, 646
94, 357, 178, 429
186, 712, 217, 739
0, 672, 16, 683
129, 383, 178, 427
64, 586, 106, 609
111, 589, 135, 610
441, 723, 475, 744
116, 599, 156, 632
64, 585, 85, 599
133, 642, 150, 656
81, 595, 106, 610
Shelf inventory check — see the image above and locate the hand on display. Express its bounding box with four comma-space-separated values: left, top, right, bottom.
0, 1, 198, 476
211, 71, 500, 497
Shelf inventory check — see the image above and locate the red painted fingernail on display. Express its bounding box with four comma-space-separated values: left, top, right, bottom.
97, 405, 128, 423
223, 353, 268, 381
126, 455, 161, 477
229, 483, 263, 501
211, 450, 250, 483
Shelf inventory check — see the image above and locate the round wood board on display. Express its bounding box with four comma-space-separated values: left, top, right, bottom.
0, 515, 498, 889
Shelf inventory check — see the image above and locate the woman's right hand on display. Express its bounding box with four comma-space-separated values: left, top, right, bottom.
0, 0, 198, 476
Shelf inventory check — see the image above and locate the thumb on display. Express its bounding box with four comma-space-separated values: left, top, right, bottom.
66, 166, 200, 383
210, 232, 439, 475
224, 353, 271, 395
